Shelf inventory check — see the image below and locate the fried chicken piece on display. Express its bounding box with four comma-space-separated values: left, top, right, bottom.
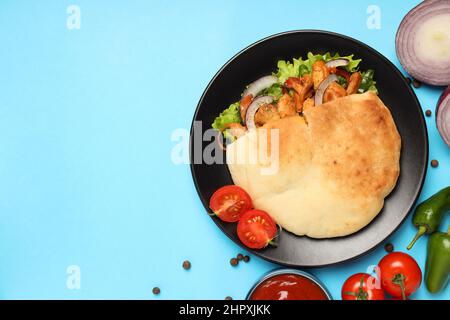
240, 94, 253, 120
285, 75, 313, 112
254, 104, 280, 127
323, 82, 347, 103
346, 72, 362, 95
277, 93, 297, 118
312, 60, 330, 90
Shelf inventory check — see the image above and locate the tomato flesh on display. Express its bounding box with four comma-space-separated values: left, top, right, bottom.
209, 185, 253, 222
237, 210, 277, 249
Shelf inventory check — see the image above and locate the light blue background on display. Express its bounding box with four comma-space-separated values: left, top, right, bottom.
0, 0, 448, 300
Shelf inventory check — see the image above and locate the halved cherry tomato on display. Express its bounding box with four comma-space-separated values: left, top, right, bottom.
209, 185, 253, 222
341, 273, 385, 300
378, 252, 422, 300
237, 210, 277, 249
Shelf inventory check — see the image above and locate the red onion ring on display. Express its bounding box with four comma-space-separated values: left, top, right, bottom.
325, 58, 349, 69
243, 75, 278, 98
436, 85, 450, 147
245, 96, 274, 131
396, 0, 450, 86
314, 74, 338, 106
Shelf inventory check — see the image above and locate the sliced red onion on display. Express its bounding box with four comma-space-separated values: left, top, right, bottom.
245, 95, 274, 131
325, 58, 349, 69
314, 74, 338, 106
243, 75, 278, 98
396, 0, 450, 86
436, 86, 450, 147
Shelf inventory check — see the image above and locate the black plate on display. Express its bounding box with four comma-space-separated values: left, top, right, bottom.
190, 30, 428, 267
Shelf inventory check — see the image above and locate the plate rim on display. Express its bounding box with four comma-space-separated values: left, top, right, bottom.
189, 29, 429, 268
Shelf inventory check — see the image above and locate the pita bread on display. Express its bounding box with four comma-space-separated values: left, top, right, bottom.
227, 92, 401, 238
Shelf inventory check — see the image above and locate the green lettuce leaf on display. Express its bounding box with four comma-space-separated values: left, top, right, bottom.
211, 101, 241, 132
344, 56, 362, 72
337, 75, 348, 87
275, 52, 363, 83
212, 53, 377, 133
358, 69, 378, 94
262, 83, 283, 100
276, 59, 302, 83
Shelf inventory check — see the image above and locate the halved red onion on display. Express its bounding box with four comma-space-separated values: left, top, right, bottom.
396, 1, 450, 86
436, 85, 450, 147
325, 58, 349, 69
243, 75, 278, 98
245, 95, 274, 131
314, 74, 338, 106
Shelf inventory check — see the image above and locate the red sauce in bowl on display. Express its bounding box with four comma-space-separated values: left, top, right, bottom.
249, 273, 329, 300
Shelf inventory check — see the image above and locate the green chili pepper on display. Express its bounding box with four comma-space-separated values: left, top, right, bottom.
425, 227, 450, 294
407, 187, 450, 250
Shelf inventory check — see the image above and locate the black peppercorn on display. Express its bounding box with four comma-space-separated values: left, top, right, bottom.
182, 260, 191, 270
230, 258, 238, 266
431, 159, 439, 168
384, 243, 394, 253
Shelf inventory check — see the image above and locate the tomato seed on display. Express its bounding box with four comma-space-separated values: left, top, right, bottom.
237, 253, 244, 261
425, 110, 432, 117
225, 296, 233, 300
243, 255, 250, 263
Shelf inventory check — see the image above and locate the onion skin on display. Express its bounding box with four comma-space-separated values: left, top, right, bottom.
243, 75, 278, 99
325, 58, 349, 69
436, 85, 450, 147
396, 0, 450, 86
240, 75, 278, 120
437, 85, 450, 107
245, 96, 273, 131
314, 74, 338, 106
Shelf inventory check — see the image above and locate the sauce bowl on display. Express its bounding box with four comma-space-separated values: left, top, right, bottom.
246, 268, 333, 300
